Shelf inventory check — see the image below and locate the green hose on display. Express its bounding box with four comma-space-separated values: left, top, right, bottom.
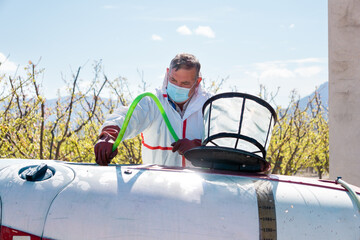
112, 92, 179, 152
336, 177, 360, 212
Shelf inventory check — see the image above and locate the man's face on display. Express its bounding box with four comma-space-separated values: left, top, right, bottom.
167, 67, 200, 97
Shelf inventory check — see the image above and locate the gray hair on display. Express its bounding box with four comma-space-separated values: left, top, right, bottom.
169, 53, 201, 78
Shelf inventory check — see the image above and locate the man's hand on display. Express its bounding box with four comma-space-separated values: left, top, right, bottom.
171, 138, 201, 155
94, 125, 120, 166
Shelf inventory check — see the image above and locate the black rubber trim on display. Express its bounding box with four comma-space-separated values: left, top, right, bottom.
264, 116, 273, 150
203, 132, 267, 159
202, 92, 277, 123
184, 146, 270, 172
235, 97, 246, 148
207, 102, 212, 141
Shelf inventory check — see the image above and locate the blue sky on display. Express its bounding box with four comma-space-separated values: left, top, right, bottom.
0, 0, 328, 106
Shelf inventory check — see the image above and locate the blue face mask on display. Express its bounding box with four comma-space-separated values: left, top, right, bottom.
167, 81, 193, 103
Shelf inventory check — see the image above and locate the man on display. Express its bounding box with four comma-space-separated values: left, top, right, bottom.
94, 53, 211, 166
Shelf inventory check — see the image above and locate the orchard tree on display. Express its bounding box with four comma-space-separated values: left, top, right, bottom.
0, 61, 329, 177
267, 91, 329, 178
0, 61, 141, 164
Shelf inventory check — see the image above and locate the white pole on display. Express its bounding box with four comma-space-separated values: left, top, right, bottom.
329, 0, 360, 185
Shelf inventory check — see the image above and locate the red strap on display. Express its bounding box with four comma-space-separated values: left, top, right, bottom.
182, 119, 187, 138
141, 133, 172, 150
182, 119, 187, 167
163, 94, 167, 98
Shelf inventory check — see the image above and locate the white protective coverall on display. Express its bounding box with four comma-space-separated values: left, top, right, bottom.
101, 82, 211, 167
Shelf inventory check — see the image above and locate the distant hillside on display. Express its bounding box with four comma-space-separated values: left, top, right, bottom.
299, 81, 328, 110
2, 84, 329, 123
0, 96, 120, 127
43, 96, 120, 124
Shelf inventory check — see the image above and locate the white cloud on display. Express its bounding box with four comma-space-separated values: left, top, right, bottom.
78, 80, 93, 90
151, 34, 163, 41
294, 66, 322, 77
289, 58, 324, 64
248, 59, 324, 80
254, 62, 285, 71
254, 58, 324, 66
0, 53, 17, 73
289, 24, 295, 29
194, 26, 215, 38
233, 58, 327, 106
102, 5, 117, 9
260, 68, 295, 79
177, 25, 192, 35
244, 70, 259, 79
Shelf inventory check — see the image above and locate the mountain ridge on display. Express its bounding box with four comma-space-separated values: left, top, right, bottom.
298, 81, 328, 112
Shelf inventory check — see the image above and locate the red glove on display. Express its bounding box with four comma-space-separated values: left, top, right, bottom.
171, 138, 202, 155
94, 125, 120, 166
